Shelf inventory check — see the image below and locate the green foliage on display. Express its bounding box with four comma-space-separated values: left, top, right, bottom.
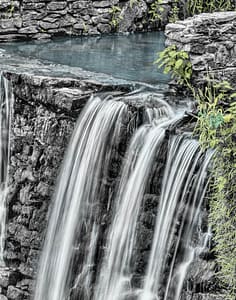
109, 5, 123, 28
194, 80, 236, 299
195, 80, 232, 148
157, 44, 236, 297
148, 0, 235, 23
148, 0, 164, 21
7, 2, 14, 18
154, 45, 192, 86
169, 0, 179, 23
1, 1, 15, 19
187, 0, 234, 16
83, 22, 88, 33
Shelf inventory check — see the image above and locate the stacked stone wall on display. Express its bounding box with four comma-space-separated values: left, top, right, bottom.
0, 0, 172, 41
165, 11, 236, 87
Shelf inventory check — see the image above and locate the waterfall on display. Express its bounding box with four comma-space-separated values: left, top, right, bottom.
139, 135, 213, 300
34, 91, 212, 300
0, 73, 13, 266
34, 97, 128, 300
94, 125, 165, 300
93, 101, 176, 300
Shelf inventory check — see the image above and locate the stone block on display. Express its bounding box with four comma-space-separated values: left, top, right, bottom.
47, 2, 67, 11
39, 21, 59, 30
7, 286, 24, 300
93, 1, 111, 8
18, 26, 38, 34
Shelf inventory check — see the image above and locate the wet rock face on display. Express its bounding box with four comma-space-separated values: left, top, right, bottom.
0, 72, 135, 300
0, 0, 171, 41
165, 11, 236, 88
4, 76, 76, 300
0, 70, 224, 300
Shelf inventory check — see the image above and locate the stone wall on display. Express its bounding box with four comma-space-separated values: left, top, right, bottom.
0, 69, 224, 300
0, 21, 228, 297
0, 0, 173, 41
165, 11, 236, 88
0, 71, 134, 300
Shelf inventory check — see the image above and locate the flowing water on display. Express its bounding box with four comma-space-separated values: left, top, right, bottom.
139, 136, 213, 300
34, 97, 128, 300
0, 73, 13, 266
94, 125, 166, 300
33, 90, 212, 300
93, 97, 179, 300
0, 30, 213, 300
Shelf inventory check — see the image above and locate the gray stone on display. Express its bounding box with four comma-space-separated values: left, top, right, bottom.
23, 3, 45, 10
93, 1, 110, 8
97, 23, 111, 33
0, 34, 25, 42
18, 26, 38, 34
118, 0, 147, 32
0, 0, 171, 40
31, 33, 51, 40
166, 23, 186, 33
165, 11, 236, 88
0, 19, 15, 29
7, 286, 24, 300
0, 269, 18, 288
47, 1, 67, 11
73, 21, 85, 31
39, 21, 60, 30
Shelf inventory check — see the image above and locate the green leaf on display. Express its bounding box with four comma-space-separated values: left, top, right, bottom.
175, 59, 183, 69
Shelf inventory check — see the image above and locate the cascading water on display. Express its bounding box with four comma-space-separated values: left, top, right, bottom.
93, 100, 176, 300
34, 97, 128, 300
139, 135, 213, 300
34, 91, 212, 300
0, 73, 13, 266
94, 126, 165, 300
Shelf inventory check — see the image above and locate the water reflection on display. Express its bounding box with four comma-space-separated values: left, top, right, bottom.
0, 32, 169, 84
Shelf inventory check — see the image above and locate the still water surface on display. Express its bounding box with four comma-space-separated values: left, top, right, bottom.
1, 32, 169, 84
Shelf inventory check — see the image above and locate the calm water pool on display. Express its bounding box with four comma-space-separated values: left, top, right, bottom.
0, 32, 169, 84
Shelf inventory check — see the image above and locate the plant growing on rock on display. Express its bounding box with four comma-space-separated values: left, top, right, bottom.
187, 0, 234, 16
8, 1, 14, 18
149, 0, 235, 23
156, 45, 236, 298
154, 45, 192, 87
194, 80, 236, 300
148, 0, 164, 21
83, 22, 88, 33
109, 5, 123, 28
169, 0, 179, 23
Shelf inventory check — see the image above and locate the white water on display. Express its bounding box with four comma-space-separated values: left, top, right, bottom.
34, 91, 212, 300
93, 100, 176, 300
0, 73, 13, 266
139, 136, 213, 300
94, 126, 165, 300
34, 97, 127, 300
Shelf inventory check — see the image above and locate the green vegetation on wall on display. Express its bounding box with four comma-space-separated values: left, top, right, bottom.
156, 45, 236, 300
0, 1, 15, 19
194, 81, 236, 300
109, 5, 123, 28
154, 45, 192, 87
168, 0, 179, 23
148, 0, 164, 21
187, 0, 234, 16
148, 0, 235, 24
148, 0, 180, 23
